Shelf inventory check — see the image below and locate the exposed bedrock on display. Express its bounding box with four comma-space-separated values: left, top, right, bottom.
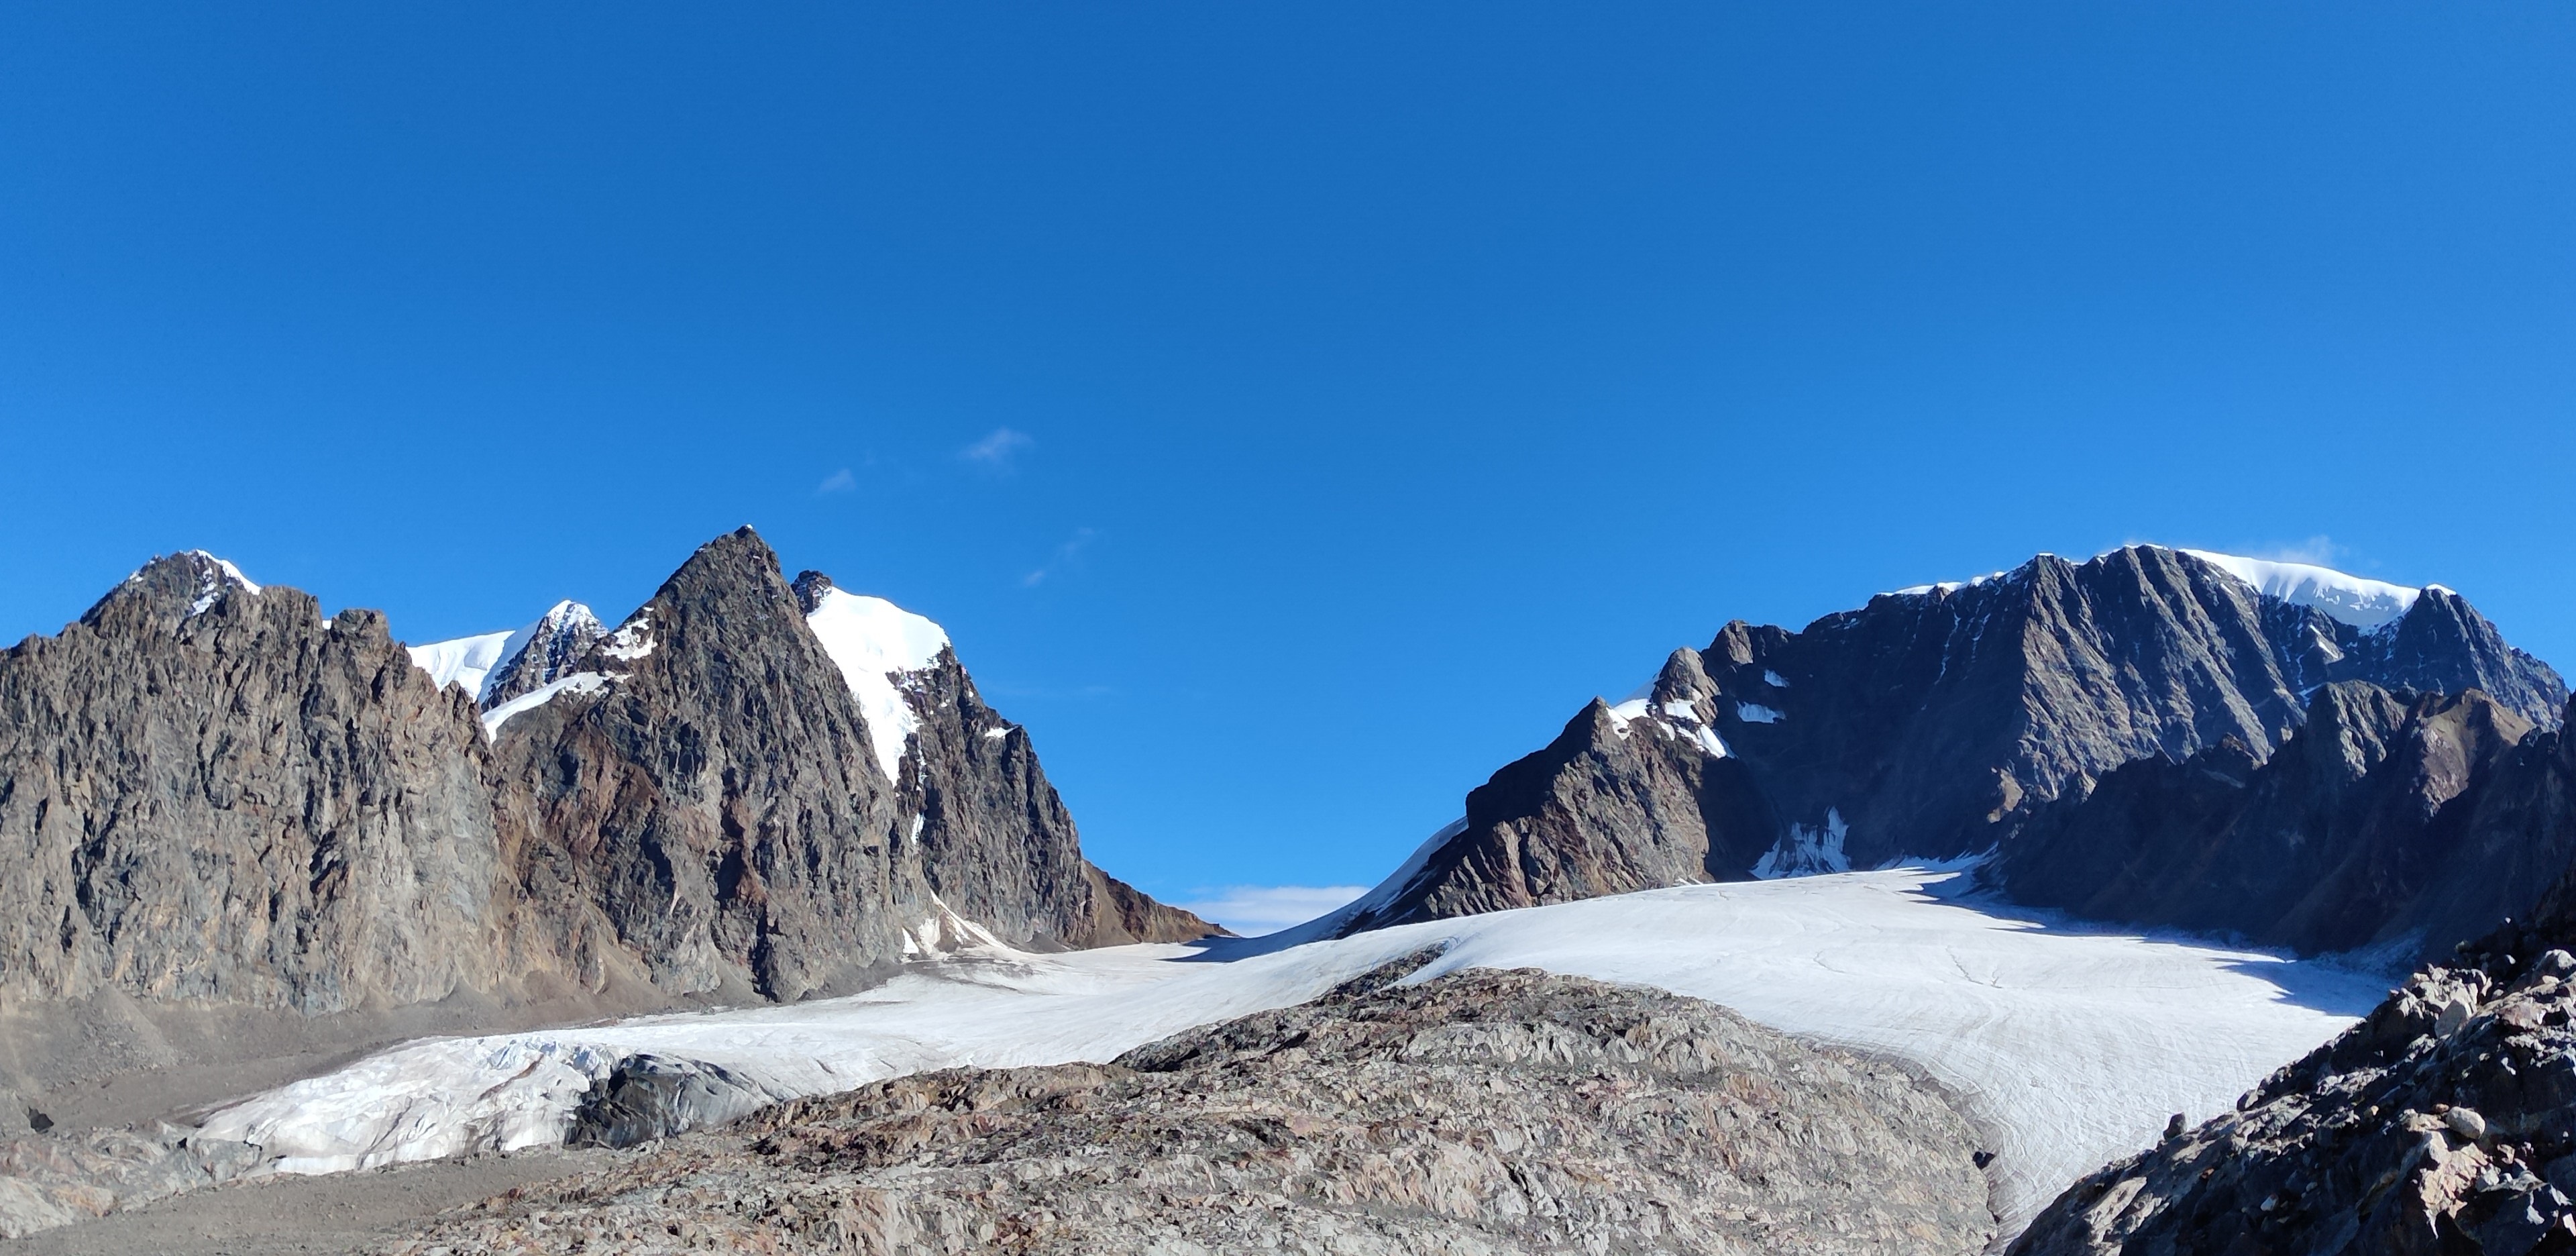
1351, 545, 2565, 959
0, 530, 1216, 1110
379, 963, 2000, 1255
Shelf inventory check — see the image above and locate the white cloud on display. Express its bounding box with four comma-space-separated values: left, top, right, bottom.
961, 427, 1034, 467
1173, 885, 1371, 937
1020, 527, 1097, 587
2252, 535, 2341, 567
816, 468, 856, 494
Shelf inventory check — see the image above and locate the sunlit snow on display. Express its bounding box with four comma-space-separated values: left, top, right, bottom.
407, 630, 517, 698
2180, 548, 2421, 629
479, 672, 611, 738
803, 588, 951, 780
196, 869, 2380, 1235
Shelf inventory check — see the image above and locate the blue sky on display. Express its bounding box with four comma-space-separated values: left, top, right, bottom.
4, 5, 2574, 929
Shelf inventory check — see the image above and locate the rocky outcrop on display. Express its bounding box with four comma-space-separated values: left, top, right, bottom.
1338, 649, 1776, 932
0, 552, 511, 1014
1351, 546, 2564, 945
2001, 684, 2558, 958
2010, 914, 2576, 1255
379, 962, 1998, 1255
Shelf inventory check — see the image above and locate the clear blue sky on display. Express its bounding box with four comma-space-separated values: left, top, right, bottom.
5, 4, 2573, 919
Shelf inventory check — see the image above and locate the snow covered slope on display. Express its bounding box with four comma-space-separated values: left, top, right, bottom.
801, 586, 951, 778
196, 868, 2382, 1235
407, 629, 517, 698
2179, 548, 2421, 629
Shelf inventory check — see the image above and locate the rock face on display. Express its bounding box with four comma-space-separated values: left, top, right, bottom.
2002, 685, 2576, 958
0, 531, 1216, 1098
483, 531, 928, 1002
0, 552, 511, 1014
477, 600, 604, 707
1348, 546, 2563, 949
2009, 909, 2576, 1255
790, 571, 1213, 951
379, 962, 1999, 1256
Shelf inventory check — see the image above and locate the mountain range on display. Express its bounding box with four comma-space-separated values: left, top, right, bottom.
0, 528, 1214, 1120
6, 531, 2576, 1253
1325, 543, 2567, 963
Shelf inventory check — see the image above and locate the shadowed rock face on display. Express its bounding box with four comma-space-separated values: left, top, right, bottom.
0, 531, 1216, 1092
2010, 903, 2576, 1255
1352, 546, 2564, 950
2001, 685, 2567, 959
377, 964, 2000, 1256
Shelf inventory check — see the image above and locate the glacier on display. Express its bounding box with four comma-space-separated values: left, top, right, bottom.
195, 868, 2383, 1235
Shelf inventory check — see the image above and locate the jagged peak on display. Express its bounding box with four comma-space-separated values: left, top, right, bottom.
84, 550, 270, 629
408, 599, 605, 704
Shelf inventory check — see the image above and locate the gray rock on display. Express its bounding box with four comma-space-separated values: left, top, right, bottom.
0, 531, 1216, 1100
1352, 545, 2567, 958
2000, 682, 2569, 958
377, 965, 2000, 1255
476, 600, 604, 707
794, 570, 1220, 949
0, 552, 515, 1015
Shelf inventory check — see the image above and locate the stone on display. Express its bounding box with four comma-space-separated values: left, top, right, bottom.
376, 966, 1999, 1256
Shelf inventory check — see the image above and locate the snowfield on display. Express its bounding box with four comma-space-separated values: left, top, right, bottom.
197, 868, 2384, 1235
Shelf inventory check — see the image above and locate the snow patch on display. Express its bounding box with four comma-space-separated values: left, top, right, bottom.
2180, 549, 2421, 629
407, 631, 518, 698
1889, 570, 2007, 598
803, 588, 951, 780
1754, 809, 1851, 878
195, 868, 2384, 1236
600, 615, 656, 662
901, 896, 1007, 959
480, 672, 611, 739
1736, 702, 1784, 724
1763, 669, 1788, 688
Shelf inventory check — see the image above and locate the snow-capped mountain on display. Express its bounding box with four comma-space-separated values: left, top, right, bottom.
0, 530, 1216, 1087
1331, 544, 2566, 957
408, 598, 604, 709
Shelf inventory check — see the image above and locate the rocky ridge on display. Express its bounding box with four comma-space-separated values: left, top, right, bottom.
2002, 683, 2576, 957
380, 961, 1999, 1256
1341, 545, 2564, 955
0, 531, 1216, 1110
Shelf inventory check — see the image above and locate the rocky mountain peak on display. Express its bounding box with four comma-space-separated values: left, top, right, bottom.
477, 600, 605, 707
1340, 541, 2567, 954
83, 550, 269, 634
1646, 646, 1719, 725
788, 568, 835, 615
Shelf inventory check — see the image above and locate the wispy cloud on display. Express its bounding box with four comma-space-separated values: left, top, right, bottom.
1021, 527, 1097, 587
815, 468, 857, 494
2252, 535, 2341, 566
961, 427, 1034, 469
1174, 885, 1372, 937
